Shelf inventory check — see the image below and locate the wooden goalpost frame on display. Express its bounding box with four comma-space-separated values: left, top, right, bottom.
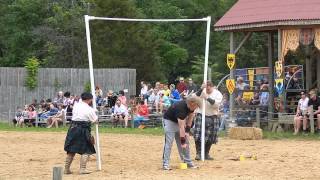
84, 15, 212, 170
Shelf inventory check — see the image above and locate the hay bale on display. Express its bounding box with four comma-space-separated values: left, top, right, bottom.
228, 127, 263, 140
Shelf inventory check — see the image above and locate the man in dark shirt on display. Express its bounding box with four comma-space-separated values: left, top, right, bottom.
306, 90, 320, 133
186, 78, 198, 96
162, 96, 201, 170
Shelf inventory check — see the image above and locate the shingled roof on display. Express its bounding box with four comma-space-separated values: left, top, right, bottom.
214, 0, 320, 31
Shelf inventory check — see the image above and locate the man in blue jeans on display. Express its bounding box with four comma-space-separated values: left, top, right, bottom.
162, 96, 201, 170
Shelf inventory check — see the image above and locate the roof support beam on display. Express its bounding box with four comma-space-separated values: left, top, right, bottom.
267, 32, 274, 122
234, 32, 252, 54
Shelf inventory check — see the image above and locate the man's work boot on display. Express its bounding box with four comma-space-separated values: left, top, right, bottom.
205, 143, 214, 160
79, 154, 92, 174
64, 153, 75, 174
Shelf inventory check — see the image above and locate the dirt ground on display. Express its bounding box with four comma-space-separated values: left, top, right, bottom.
0, 131, 320, 180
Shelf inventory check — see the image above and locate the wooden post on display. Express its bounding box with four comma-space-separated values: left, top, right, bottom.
229, 32, 235, 124
35, 115, 39, 127
317, 53, 320, 90
310, 105, 314, 134
267, 32, 274, 122
306, 46, 311, 91
52, 167, 63, 180
278, 29, 286, 112
256, 107, 260, 128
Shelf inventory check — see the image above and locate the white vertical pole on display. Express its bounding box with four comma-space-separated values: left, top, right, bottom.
85, 15, 102, 171
201, 16, 211, 161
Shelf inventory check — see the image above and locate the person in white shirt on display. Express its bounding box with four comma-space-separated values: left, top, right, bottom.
64, 92, 98, 175
112, 99, 129, 127
294, 91, 309, 135
193, 81, 223, 161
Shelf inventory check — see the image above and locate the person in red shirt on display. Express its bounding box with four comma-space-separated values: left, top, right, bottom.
134, 100, 149, 128
176, 77, 187, 95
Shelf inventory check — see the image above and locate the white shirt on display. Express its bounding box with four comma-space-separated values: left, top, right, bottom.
140, 85, 148, 95
72, 101, 98, 122
298, 97, 309, 112
196, 88, 223, 116
113, 104, 128, 115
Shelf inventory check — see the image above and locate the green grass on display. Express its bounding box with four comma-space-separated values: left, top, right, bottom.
1, 122, 320, 140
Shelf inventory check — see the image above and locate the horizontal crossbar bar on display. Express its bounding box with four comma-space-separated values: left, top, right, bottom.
86, 15, 209, 22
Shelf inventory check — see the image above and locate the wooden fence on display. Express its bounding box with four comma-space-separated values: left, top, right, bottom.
0, 67, 136, 122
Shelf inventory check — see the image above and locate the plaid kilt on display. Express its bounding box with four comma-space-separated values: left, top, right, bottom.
64, 121, 96, 155
193, 113, 219, 144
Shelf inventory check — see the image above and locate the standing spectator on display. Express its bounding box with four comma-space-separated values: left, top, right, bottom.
158, 92, 171, 113
294, 91, 309, 135
176, 77, 187, 94
186, 78, 198, 96
118, 90, 127, 106
140, 81, 149, 102
169, 84, 181, 104
260, 84, 269, 106
163, 84, 171, 97
155, 81, 161, 90
95, 86, 103, 106
54, 91, 65, 104
304, 90, 320, 133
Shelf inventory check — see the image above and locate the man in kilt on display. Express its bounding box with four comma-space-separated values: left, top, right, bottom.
64, 92, 97, 174
193, 81, 223, 160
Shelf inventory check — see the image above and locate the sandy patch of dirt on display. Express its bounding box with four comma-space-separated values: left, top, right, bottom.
0, 131, 319, 180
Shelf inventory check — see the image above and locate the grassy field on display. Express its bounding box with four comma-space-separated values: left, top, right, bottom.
1, 122, 320, 140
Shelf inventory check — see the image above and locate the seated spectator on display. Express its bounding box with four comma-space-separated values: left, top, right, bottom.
25, 105, 37, 126
134, 100, 149, 128
250, 93, 260, 105
47, 104, 66, 128
158, 92, 170, 114
118, 90, 127, 106
294, 91, 309, 135
39, 103, 58, 120
169, 84, 181, 104
112, 99, 129, 128
304, 90, 320, 133
14, 107, 24, 127
235, 77, 248, 105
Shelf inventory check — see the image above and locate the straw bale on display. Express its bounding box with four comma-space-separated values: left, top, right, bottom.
228, 127, 263, 140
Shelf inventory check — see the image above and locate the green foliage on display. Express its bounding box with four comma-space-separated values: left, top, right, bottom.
24, 57, 40, 90
84, 81, 91, 93
1, 0, 268, 87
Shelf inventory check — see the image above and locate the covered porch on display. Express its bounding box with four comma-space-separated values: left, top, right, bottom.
214, 0, 320, 132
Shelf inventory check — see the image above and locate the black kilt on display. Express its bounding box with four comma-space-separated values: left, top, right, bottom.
64, 121, 96, 155
193, 113, 219, 144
